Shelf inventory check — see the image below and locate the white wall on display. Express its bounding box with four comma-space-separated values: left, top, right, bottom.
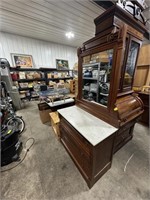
0, 32, 78, 69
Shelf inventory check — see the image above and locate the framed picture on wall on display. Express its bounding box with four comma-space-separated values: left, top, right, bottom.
56, 59, 69, 70
11, 53, 33, 68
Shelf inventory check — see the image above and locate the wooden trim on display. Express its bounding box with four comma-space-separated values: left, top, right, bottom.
94, 5, 146, 34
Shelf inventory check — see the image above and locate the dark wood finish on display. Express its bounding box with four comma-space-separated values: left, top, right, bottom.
138, 92, 149, 126
113, 118, 140, 153
76, 4, 145, 151
115, 94, 144, 126
59, 117, 116, 188
94, 5, 146, 36
59, 4, 146, 189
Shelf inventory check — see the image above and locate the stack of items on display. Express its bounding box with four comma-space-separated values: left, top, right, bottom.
67, 79, 76, 94
49, 81, 57, 88
83, 52, 109, 65
47, 72, 60, 78
26, 72, 41, 79
83, 56, 90, 64
19, 82, 29, 88
19, 72, 26, 79
90, 52, 109, 63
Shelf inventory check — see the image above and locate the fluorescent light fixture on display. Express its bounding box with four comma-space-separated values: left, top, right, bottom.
65, 32, 74, 39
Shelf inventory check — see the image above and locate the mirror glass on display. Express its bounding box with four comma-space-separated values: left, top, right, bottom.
82, 49, 113, 107
123, 41, 139, 87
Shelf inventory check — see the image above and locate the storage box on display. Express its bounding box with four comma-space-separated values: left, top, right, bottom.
49, 112, 60, 139
83, 55, 91, 64
39, 109, 51, 124
47, 73, 52, 78
38, 102, 51, 124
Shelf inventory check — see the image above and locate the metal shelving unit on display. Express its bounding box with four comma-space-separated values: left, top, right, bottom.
10, 67, 74, 100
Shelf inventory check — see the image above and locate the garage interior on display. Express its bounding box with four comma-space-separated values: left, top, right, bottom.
0, 1, 150, 200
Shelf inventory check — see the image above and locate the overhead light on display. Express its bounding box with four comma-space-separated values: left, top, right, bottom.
65, 32, 74, 39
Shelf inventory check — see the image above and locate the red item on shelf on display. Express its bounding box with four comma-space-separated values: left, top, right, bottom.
11, 72, 19, 81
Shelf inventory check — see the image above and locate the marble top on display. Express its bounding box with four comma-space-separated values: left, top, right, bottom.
58, 105, 118, 146
47, 98, 74, 107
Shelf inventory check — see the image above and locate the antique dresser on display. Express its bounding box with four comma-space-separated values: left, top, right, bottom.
58, 1, 146, 188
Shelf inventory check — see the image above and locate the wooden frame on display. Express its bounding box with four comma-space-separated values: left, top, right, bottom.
56, 59, 69, 70
76, 4, 145, 129
11, 53, 33, 68
58, 3, 146, 189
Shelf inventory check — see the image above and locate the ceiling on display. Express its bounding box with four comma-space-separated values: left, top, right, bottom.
0, 0, 149, 48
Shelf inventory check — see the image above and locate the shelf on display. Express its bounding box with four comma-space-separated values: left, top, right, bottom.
83, 63, 100, 67
31, 96, 39, 98
10, 67, 74, 72
100, 93, 109, 96
83, 77, 97, 80
20, 96, 30, 100
11, 68, 75, 103
15, 78, 46, 82
40, 68, 73, 72
20, 96, 39, 100
83, 89, 97, 94
47, 77, 73, 80
90, 90, 97, 94
19, 87, 34, 91
83, 89, 90, 92
10, 68, 41, 72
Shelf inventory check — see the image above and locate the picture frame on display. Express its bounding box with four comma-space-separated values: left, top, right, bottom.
11, 53, 33, 68
56, 59, 69, 70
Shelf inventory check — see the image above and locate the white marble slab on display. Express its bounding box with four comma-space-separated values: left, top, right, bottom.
58, 105, 118, 146
47, 98, 74, 107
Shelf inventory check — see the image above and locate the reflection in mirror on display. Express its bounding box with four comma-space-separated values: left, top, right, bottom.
82, 49, 113, 107
123, 41, 139, 87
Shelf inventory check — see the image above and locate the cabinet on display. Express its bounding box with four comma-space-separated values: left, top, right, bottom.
58, 106, 117, 188
76, 3, 145, 151
59, 2, 146, 188
138, 92, 149, 126
10, 67, 74, 100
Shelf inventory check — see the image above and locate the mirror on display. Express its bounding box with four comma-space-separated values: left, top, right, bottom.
82, 49, 113, 107
123, 40, 140, 87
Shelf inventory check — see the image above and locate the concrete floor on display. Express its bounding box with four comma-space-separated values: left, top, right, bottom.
1, 101, 150, 200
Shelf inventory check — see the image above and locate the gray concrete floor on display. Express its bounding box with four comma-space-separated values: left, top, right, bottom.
1, 101, 150, 200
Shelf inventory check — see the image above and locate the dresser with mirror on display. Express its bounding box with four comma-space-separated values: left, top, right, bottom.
58, 1, 146, 188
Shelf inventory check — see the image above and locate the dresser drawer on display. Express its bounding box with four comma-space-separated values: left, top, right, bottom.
115, 129, 130, 146
138, 93, 149, 107
60, 123, 92, 178
60, 118, 92, 156
114, 125, 134, 152
117, 120, 135, 136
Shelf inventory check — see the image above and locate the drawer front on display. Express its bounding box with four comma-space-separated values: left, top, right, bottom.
60, 121, 92, 178
114, 125, 134, 152
115, 129, 131, 146
139, 94, 149, 106
117, 120, 135, 136
60, 118, 92, 156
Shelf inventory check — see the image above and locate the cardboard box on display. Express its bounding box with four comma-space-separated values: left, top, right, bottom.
83, 55, 91, 64
38, 102, 50, 111
49, 112, 60, 139
69, 80, 75, 93
38, 102, 51, 124
39, 109, 52, 124
47, 73, 52, 78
